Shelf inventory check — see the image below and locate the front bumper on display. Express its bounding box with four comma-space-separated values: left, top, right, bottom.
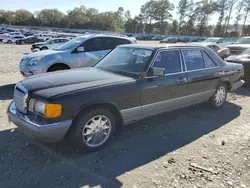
7, 102, 72, 143
230, 79, 245, 91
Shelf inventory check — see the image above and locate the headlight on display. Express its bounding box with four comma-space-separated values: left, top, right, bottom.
28, 56, 44, 66
28, 98, 62, 118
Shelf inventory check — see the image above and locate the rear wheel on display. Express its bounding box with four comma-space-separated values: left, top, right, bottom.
69, 108, 116, 151
209, 83, 228, 109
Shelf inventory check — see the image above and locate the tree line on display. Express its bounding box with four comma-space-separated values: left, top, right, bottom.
0, 0, 250, 37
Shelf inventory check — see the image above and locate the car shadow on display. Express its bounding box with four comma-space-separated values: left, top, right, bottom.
0, 84, 15, 100
233, 86, 250, 97
0, 101, 242, 188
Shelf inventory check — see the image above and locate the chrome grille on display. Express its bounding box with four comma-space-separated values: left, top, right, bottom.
13, 83, 28, 114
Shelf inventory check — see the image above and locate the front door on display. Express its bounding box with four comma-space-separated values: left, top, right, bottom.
142, 49, 188, 117
72, 37, 108, 68
181, 49, 220, 105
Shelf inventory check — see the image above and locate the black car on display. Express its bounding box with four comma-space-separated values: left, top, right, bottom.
8, 44, 244, 151
225, 48, 250, 85
16, 36, 44, 45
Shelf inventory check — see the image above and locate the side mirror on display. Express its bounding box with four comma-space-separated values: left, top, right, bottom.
148, 67, 165, 77
77, 47, 85, 52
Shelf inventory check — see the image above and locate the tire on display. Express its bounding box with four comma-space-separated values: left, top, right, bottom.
209, 83, 228, 109
21, 41, 24, 45
40, 47, 48, 50
7, 40, 12, 44
47, 64, 70, 72
69, 108, 116, 151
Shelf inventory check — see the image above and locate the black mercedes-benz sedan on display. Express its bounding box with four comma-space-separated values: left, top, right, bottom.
8, 44, 244, 151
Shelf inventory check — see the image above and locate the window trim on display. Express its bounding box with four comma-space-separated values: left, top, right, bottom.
147, 49, 184, 76
180, 49, 220, 72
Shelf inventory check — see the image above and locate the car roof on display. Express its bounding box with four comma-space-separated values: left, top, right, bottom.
77, 34, 133, 41
118, 43, 212, 50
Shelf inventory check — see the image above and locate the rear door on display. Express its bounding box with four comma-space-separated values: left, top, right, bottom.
142, 49, 188, 117
182, 49, 220, 105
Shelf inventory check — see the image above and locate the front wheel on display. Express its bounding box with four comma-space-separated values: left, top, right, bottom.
209, 83, 228, 109
7, 40, 12, 44
69, 108, 116, 151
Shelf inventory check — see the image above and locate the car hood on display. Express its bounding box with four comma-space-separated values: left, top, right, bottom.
226, 44, 250, 48
20, 68, 133, 98
23, 49, 62, 59
225, 54, 250, 62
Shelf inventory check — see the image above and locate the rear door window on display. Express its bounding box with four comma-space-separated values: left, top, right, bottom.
182, 50, 206, 71
202, 51, 217, 68
84, 37, 105, 52
153, 50, 182, 74
106, 38, 131, 50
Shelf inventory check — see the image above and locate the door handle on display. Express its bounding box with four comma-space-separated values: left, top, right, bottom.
177, 77, 187, 83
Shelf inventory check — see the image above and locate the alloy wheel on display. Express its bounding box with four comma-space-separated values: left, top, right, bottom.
82, 115, 112, 148
215, 86, 226, 106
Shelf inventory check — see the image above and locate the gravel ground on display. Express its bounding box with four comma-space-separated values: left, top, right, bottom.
0, 43, 250, 188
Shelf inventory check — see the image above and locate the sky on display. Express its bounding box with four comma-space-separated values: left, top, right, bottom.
1, 0, 243, 26
1, 0, 149, 16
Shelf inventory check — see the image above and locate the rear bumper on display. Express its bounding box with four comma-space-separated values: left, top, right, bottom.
230, 80, 245, 91
7, 102, 72, 143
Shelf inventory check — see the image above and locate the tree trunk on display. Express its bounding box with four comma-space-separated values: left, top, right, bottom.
224, 3, 234, 36
242, 9, 249, 36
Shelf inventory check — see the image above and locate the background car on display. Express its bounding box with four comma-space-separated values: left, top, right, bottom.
225, 48, 250, 85
16, 36, 44, 45
19, 34, 136, 76
226, 37, 250, 55
31, 38, 70, 51
159, 37, 177, 43
203, 37, 223, 44
3, 36, 25, 44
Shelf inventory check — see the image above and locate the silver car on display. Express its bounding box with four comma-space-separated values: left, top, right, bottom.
31, 38, 69, 51
20, 34, 136, 76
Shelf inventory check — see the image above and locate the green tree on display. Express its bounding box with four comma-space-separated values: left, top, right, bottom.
36, 9, 64, 27
242, 0, 250, 36
194, 0, 218, 36
234, 0, 244, 34
0, 10, 15, 25
169, 19, 179, 34
14, 9, 35, 25
213, 0, 228, 36
152, 0, 174, 34
177, 0, 192, 33
65, 6, 89, 28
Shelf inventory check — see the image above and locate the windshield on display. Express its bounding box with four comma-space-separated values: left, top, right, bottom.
205, 38, 220, 42
54, 37, 86, 51
95, 47, 153, 75
235, 38, 250, 44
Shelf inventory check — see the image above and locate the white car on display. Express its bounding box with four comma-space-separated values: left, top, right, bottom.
3, 36, 25, 44
33, 33, 55, 41
8, 32, 23, 37
31, 38, 70, 51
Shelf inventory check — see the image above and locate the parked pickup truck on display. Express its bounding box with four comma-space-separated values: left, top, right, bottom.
8, 44, 244, 151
